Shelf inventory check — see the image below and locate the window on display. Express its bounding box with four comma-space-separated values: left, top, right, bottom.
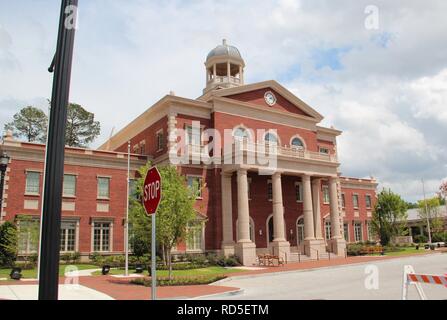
267, 180, 273, 201
365, 195, 372, 209
297, 218, 305, 245
344, 223, 349, 242
140, 140, 146, 154
264, 132, 278, 145
295, 182, 303, 202
93, 222, 111, 252
341, 193, 346, 208
353, 194, 359, 209
325, 220, 331, 240
322, 185, 330, 204
186, 125, 201, 146
18, 218, 40, 254
233, 127, 249, 140
97, 177, 110, 199
60, 221, 76, 252
354, 222, 362, 242
367, 221, 374, 241
25, 171, 40, 194
157, 131, 164, 151
63, 174, 76, 197
186, 223, 203, 251
187, 176, 203, 199
319, 147, 329, 154
291, 137, 304, 149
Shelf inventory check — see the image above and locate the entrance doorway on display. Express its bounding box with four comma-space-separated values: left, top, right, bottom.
296, 217, 305, 253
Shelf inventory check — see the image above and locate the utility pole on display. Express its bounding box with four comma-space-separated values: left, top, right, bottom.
421, 179, 432, 244
38, 0, 78, 300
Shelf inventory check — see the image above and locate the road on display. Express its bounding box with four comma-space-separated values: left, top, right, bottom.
204, 254, 447, 300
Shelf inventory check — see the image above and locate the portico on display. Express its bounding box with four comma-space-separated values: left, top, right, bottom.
221, 164, 346, 266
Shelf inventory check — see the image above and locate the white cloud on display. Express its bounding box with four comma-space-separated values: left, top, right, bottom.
1, 0, 447, 202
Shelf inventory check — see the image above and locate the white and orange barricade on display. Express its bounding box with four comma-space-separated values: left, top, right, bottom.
402, 265, 447, 300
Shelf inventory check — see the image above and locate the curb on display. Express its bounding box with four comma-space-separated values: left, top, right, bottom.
189, 288, 245, 300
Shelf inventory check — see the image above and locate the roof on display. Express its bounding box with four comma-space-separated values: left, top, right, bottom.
406, 206, 447, 221
207, 39, 243, 61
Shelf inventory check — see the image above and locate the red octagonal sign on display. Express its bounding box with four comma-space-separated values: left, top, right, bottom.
143, 167, 162, 215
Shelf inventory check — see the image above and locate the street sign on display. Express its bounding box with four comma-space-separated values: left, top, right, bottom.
143, 167, 161, 215
142, 166, 162, 301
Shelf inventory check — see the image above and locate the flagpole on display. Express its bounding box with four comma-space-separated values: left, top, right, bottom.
125, 141, 130, 276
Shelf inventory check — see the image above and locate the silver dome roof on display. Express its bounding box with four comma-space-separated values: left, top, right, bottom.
207, 39, 243, 61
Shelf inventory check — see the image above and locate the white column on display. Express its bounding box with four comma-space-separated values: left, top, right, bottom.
272, 172, 286, 241
329, 177, 342, 240
213, 64, 217, 79
221, 172, 234, 245
239, 65, 243, 83
302, 174, 315, 240
237, 169, 250, 242
227, 62, 231, 79
312, 178, 323, 239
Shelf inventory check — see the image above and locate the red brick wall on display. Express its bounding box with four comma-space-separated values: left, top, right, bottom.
341, 186, 376, 241
5, 158, 133, 255
226, 88, 311, 117
115, 116, 168, 158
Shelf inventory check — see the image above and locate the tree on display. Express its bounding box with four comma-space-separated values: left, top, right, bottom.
4, 106, 48, 142
65, 103, 101, 147
0, 221, 18, 267
371, 189, 408, 246
129, 163, 200, 280
418, 197, 444, 238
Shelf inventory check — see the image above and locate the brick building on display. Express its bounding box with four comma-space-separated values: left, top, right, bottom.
0, 40, 377, 265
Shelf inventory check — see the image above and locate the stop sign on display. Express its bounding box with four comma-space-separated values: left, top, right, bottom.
143, 167, 162, 215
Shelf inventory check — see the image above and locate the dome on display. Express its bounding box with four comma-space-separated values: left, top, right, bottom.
206, 39, 243, 61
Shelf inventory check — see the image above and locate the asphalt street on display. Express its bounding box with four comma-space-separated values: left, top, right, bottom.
205, 253, 447, 300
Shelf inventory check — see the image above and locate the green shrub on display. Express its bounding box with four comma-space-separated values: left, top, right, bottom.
0, 221, 18, 267
432, 232, 447, 243
347, 243, 363, 256
130, 275, 227, 287
413, 234, 428, 244
70, 252, 81, 264
61, 253, 71, 264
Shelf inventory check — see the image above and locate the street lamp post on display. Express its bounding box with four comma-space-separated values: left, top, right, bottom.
0, 152, 10, 222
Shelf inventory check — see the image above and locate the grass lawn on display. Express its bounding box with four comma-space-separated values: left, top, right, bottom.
92, 266, 244, 277
384, 247, 433, 256
0, 264, 99, 279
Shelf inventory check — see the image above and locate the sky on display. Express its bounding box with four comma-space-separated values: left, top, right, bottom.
0, 0, 446, 202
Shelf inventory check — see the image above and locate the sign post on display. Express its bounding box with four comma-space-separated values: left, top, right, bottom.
143, 167, 162, 301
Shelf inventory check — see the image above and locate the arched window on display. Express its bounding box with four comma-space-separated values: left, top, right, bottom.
296, 218, 305, 245
291, 137, 304, 149
233, 127, 249, 140
264, 132, 278, 145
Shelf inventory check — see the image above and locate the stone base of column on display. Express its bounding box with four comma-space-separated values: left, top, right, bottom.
271, 240, 291, 263
304, 239, 324, 259
221, 242, 235, 257
328, 238, 347, 257
235, 241, 257, 266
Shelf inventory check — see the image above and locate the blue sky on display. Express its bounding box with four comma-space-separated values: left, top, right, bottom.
1, 0, 447, 202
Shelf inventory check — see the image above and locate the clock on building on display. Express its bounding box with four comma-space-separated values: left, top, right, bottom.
264, 91, 277, 106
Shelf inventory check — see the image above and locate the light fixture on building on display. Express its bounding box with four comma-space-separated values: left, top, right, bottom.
259, 229, 263, 236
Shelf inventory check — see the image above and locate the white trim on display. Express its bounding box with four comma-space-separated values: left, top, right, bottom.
232, 124, 255, 142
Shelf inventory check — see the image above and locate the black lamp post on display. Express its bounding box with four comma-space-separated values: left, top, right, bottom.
0, 152, 10, 221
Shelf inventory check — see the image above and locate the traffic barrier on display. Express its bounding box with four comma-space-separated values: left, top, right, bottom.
402, 265, 447, 300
